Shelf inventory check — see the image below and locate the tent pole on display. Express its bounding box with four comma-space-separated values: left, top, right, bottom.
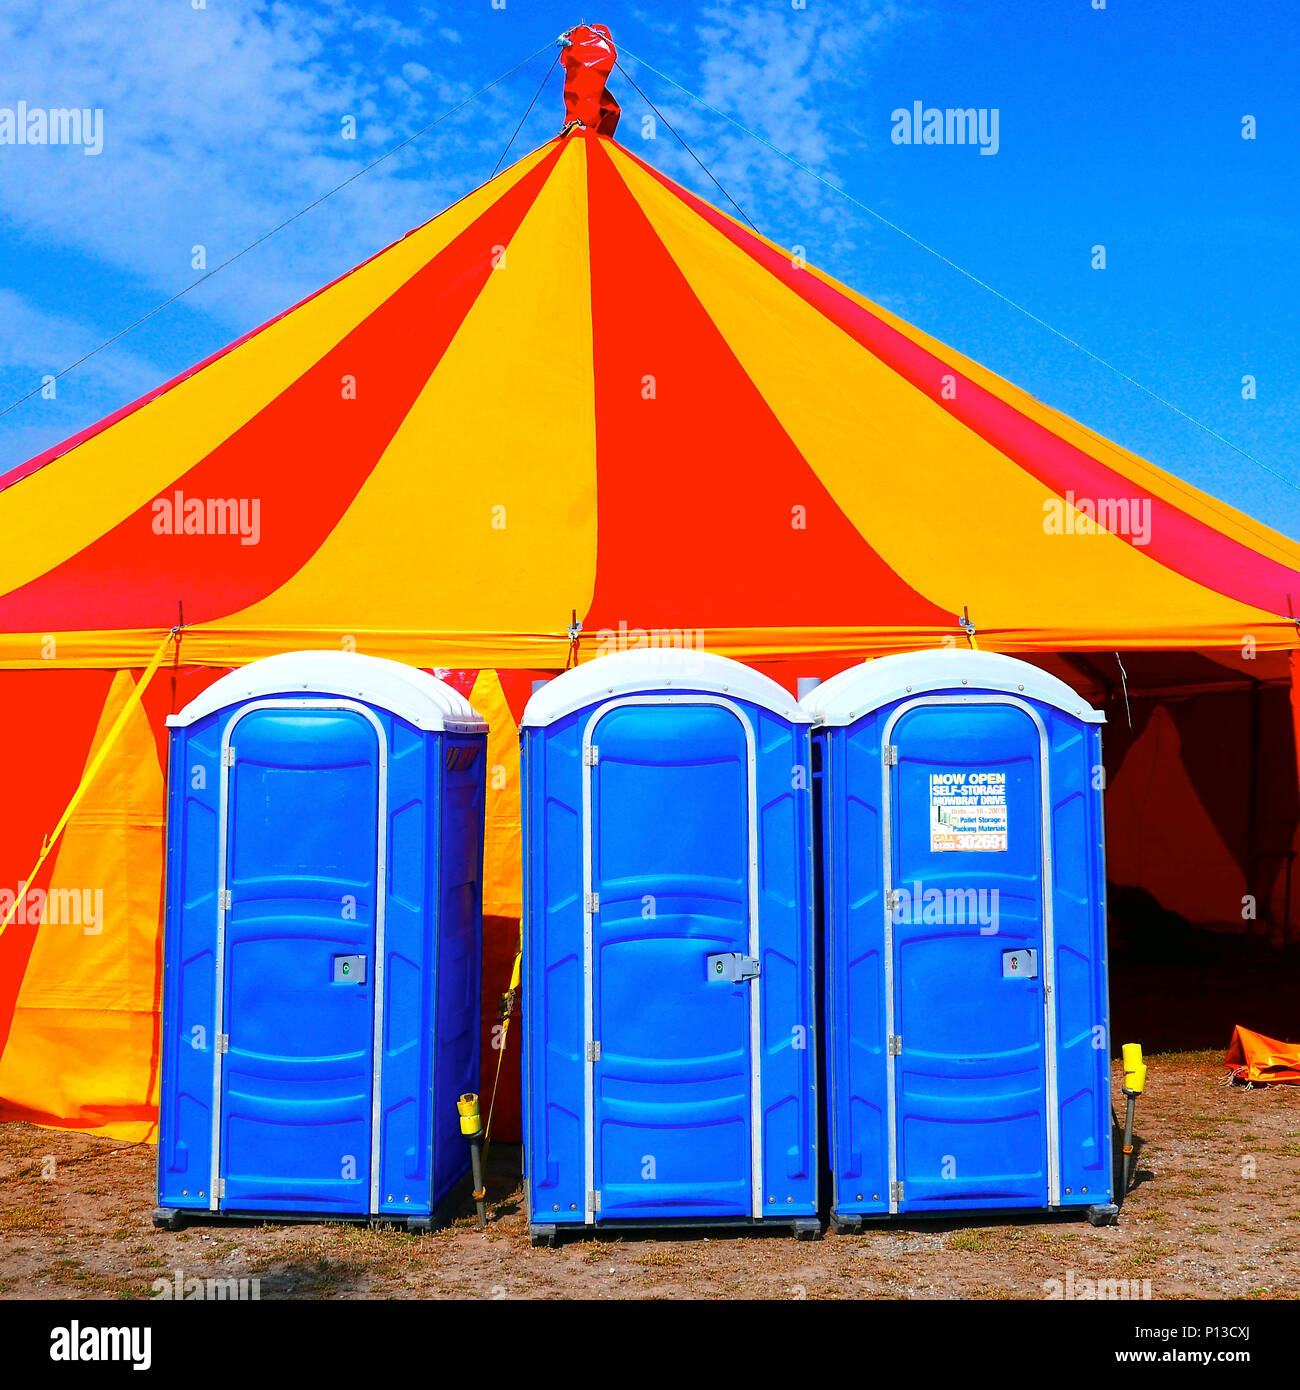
1247, 678, 1262, 940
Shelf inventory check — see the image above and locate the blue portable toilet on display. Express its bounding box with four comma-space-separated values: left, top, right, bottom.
154, 651, 487, 1231
804, 649, 1115, 1228
520, 648, 819, 1241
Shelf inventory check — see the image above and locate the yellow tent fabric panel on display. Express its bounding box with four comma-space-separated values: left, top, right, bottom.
219, 139, 598, 640
471, 669, 523, 919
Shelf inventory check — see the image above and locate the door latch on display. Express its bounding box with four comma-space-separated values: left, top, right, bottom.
1001, 948, 1038, 979
333, 954, 367, 984
707, 952, 761, 982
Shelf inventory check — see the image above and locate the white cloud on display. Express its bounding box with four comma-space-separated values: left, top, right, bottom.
0, 2, 544, 334
620, 3, 906, 262
0, 0, 556, 454
0, 287, 168, 470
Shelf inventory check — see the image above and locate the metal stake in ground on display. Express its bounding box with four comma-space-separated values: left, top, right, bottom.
457, 1094, 487, 1227
1120, 1042, 1148, 1199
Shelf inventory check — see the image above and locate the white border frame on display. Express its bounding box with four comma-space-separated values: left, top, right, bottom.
880, 694, 1060, 1214
211, 699, 389, 1215
580, 695, 764, 1223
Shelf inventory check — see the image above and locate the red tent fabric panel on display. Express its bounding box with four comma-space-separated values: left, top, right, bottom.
0, 669, 116, 1054
581, 137, 952, 634
1105, 675, 1299, 940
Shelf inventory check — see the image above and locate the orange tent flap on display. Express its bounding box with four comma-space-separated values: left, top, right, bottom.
1225, 1025, 1300, 1085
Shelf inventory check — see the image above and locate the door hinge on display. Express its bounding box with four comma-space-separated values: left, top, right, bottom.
890, 1180, 903, 1203
885, 889, 902, 914
888, 1035, 903, 1056
586, 1040, 601, 1063
584, 745, 599, 766
586, 1189, 601, 1214
214, 1178, 225, 1199
219, 888, 232, 911
585, 891, 599, 914
222, 746, 236, 768
216, 1034, 229, 1055
883, 744, 898, 766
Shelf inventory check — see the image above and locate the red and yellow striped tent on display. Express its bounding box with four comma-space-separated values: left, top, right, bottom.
3, 37, 1299, 1142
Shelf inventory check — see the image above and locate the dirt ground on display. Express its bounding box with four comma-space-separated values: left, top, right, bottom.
1, 1051, 1296, 1301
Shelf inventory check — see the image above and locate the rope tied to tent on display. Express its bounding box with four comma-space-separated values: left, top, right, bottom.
614, 58, 758, 233
1115, 652, 1132, 727
478, 611, 587, 1186
565, 609, 583, 670
480, 923, 523, 1176
491, 49, 562, 179
616, 42, 1299, 500
0, 40, 557, 421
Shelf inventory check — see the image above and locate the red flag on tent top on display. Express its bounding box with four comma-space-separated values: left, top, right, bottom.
560, 23, 620, 135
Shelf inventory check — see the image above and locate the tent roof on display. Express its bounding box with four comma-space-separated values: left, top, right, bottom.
3, 125, 1298, 670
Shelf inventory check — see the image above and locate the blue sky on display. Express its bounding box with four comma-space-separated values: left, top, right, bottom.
1, 0, 1296, 537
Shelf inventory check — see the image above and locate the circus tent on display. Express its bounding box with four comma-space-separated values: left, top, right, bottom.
2, 25, 1298, 1142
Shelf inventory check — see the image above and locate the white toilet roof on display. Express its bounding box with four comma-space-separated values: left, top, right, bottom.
801, 649, 1104, 726
521, 647, 810, 727
167, 650, 487, 733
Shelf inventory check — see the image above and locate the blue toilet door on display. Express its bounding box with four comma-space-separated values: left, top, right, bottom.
586, 701, 757, 1221
886, 700, 1053, 1212
215, 705, 383, 1215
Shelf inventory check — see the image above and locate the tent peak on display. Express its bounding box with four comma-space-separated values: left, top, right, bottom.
558, 23, 620, 136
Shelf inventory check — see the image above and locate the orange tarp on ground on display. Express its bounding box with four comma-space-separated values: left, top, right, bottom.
2, 118, 1299, 1142
1226, 1026, 1300, 1085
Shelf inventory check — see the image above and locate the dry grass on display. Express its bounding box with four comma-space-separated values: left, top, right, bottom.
1, 1051, 1298, 1300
